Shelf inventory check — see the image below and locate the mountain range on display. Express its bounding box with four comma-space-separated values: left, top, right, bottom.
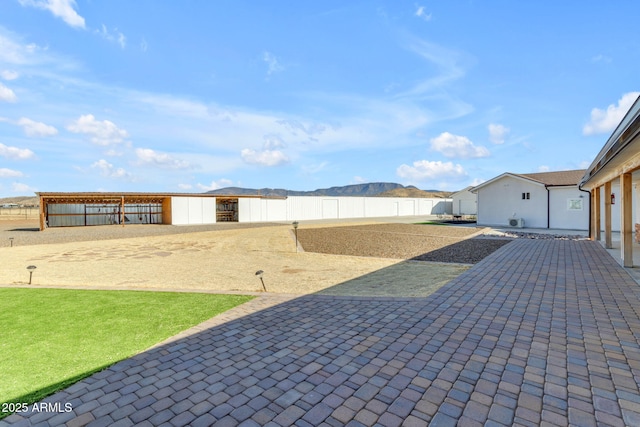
0, 183, 454, 206
207, 182, 453, 198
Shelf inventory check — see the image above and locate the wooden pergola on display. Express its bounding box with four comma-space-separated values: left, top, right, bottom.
580, 95, 640, 267
37, 192, 194, 230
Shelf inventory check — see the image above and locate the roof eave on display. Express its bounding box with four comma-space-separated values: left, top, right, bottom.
581, 95, 640, 188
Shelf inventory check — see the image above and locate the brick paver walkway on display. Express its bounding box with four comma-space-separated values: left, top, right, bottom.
3, 239, 640, 426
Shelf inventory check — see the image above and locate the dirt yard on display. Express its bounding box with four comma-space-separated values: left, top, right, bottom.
0, 219, 511, 297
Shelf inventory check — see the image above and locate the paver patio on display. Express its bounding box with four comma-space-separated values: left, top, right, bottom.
3, 239, 640, 426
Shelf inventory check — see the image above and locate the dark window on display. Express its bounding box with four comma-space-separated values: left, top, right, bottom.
522, 192, 530, 200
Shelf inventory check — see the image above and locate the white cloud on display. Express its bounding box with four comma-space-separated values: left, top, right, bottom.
11, 182, 35, 193
177, 183, 192, 190
17, 117, 58, 137
583, 92, 640, 135
301, 161, 328, 175
395, 36, 468, 99
96, 25, 126, 49
263, 51, 284, 78
592, 54, 612, 64
0, 83, 17, 102
0, 143, 35, 159
430, 132, 490, 158
67, 114, 129, 146
18, 0, 86, 29
352, 176, 367, 184
414, 5, 432, 21
135, 148, 190, 169
538, 165, 551, 172
1, 70, 19, 80
0, 168, 24, 178
488, 123, 509, 145
397, 160, 467, 182
241, 148, 289, 166
197, 179, 233, 191
91, 159, 131, 179
263, 135, 287, 150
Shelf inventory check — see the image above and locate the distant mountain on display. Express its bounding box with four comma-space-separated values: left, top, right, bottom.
377, 187, 453, 198
0, 196, 39, 206
207, 182, 451, 197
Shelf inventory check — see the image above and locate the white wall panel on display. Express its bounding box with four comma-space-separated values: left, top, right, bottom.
188, 197, 204, 224
238, 198, 258, 222
287, 197, 322, 221
236, 196, 453, 223
322, 199, 339, 219
265, 199, 288, 221
202, 198, 216, 223
399, 200, 415, 216
171, 197, 216, 225
171, 197, 190, 225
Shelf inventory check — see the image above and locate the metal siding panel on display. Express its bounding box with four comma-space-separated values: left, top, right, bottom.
171, 197, 190, 225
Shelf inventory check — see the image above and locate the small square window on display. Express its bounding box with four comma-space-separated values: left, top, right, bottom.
522, 192, 530, 200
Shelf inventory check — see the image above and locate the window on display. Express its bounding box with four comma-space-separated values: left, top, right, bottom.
522, 192, 530, 200
567, 199, 583, 210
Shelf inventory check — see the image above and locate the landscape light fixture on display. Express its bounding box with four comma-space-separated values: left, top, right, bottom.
292, 221, 299, 253
255, 270, 267, 292
9, 237, 14, 247
26, 265, 37, 285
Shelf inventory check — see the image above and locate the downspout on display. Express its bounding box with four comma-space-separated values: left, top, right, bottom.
578, 183, 592, 238
546, 185, 550, 229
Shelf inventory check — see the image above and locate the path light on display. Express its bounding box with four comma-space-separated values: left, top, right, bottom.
9, 237, 14, 247
26, 265, 37, 285
292, 221, 299, 253
255, 270, 267, 292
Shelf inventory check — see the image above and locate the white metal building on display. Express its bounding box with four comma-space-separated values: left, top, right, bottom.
472, 170, 591, 230
37, 192, 452, 229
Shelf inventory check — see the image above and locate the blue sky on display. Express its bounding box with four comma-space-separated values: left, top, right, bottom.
1, 1, 639, 196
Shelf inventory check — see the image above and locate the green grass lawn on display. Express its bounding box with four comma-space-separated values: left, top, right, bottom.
0, 288, 253, 412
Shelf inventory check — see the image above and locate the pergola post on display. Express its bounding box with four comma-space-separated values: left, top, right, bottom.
604, 181, 613, 249
39, 195, 46, 231
621, 173, 633, 267
121, 196, 125, 227
592, 187, 601, 241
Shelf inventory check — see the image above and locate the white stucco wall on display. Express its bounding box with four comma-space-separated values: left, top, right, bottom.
476, 176, 548, 228
452, 188, 477, 215
548, 186, 589, 230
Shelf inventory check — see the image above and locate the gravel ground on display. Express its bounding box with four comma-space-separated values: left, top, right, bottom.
296, 223, 512, 264
0, 220, 281, 247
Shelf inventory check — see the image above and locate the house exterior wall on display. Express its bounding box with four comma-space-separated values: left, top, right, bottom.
548, 186, 589, 230
452, 189, 477, 215
477, 176, 548, 228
